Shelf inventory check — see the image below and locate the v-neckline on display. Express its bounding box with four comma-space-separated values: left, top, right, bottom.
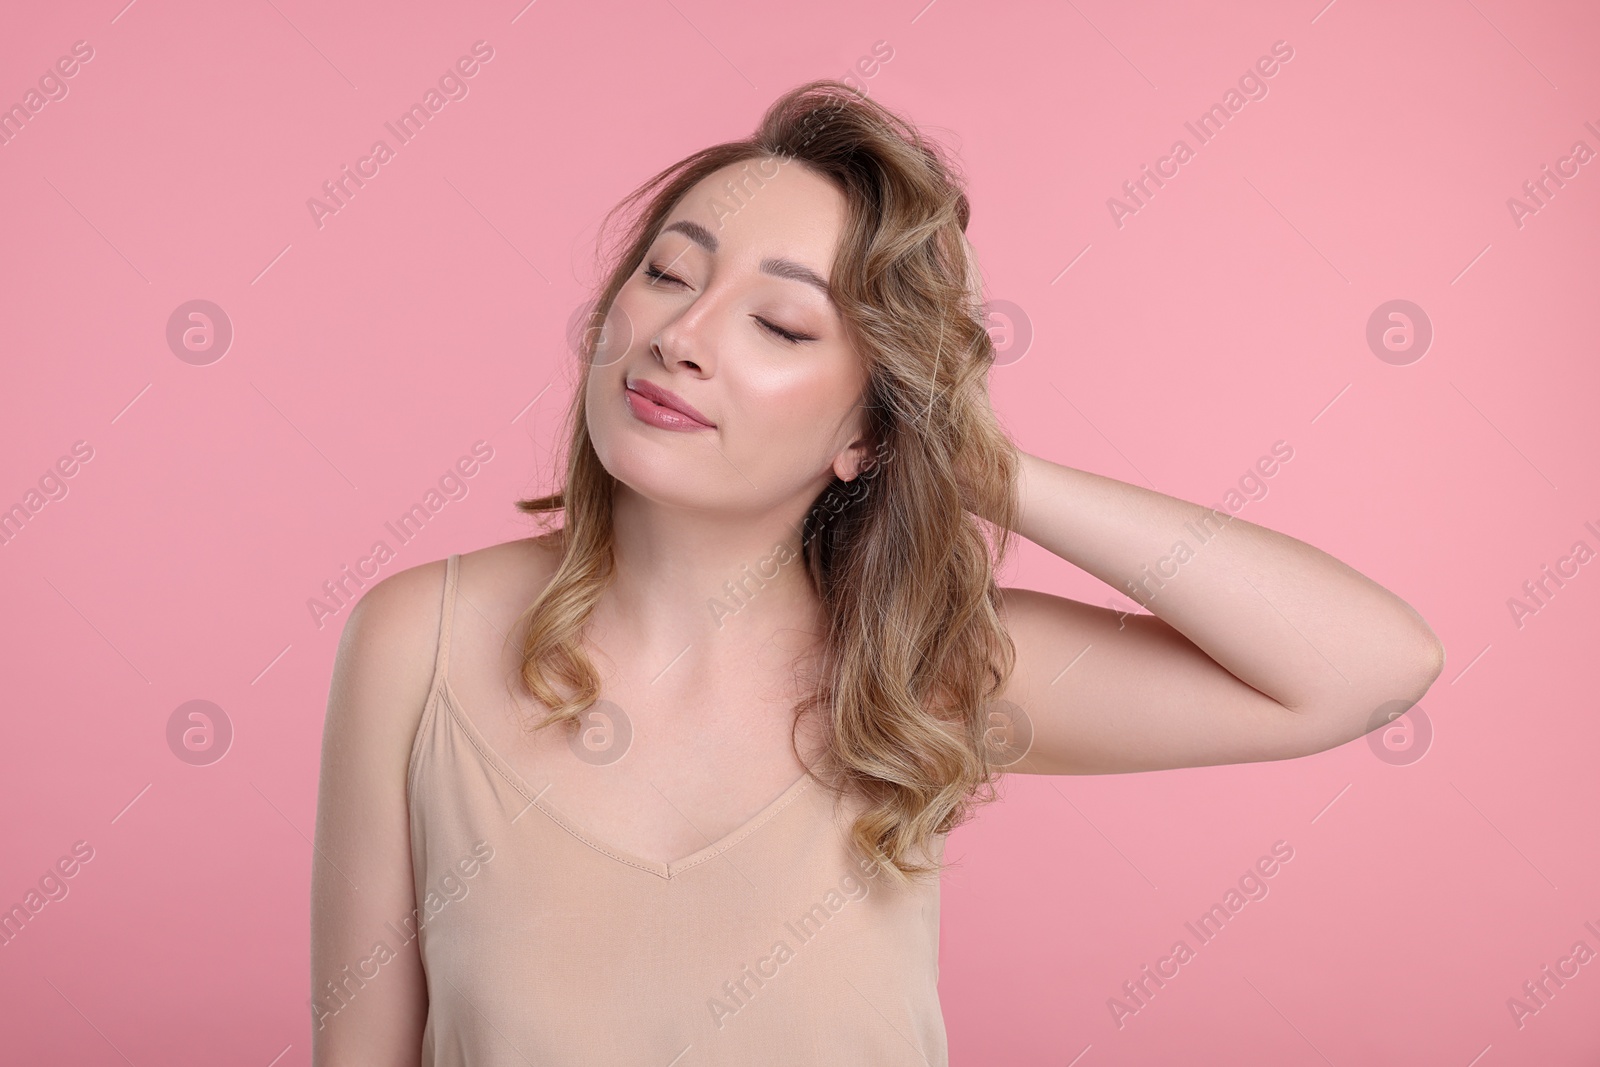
436, 680, 816, 880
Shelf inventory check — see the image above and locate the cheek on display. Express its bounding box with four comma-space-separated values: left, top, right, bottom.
590, 297, 640, 369
736, 371, 859, 467
585, 373, 630, 465
583, 364, 632, 469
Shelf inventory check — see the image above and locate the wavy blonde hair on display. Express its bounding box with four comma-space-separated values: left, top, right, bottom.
512, 79, 1022, 888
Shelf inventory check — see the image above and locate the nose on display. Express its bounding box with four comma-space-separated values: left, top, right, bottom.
650, 292, 715, 374
651, 338, 704, 374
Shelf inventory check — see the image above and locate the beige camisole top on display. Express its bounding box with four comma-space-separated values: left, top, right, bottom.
406, 553, 950, 1065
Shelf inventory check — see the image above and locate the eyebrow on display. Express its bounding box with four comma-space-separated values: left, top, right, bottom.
659, 219, 834, 302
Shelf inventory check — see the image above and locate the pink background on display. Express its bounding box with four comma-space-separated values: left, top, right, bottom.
2, 0, 1598, 1063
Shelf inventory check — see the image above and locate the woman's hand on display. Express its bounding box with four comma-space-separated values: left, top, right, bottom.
953, 378, 1021, 525
949, 228, 1023, 524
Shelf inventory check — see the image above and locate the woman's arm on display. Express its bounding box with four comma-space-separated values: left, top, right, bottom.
987, 450, 1444, 775
309, 564, 440, 1063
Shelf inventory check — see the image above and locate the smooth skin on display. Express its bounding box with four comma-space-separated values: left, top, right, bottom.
310, 157, 1443, 1064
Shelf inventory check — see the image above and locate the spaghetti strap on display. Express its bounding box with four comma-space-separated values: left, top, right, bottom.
408, 553, 461, 801
433, 553, 460, 690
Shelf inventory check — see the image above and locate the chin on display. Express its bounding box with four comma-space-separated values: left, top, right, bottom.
589, 411, 692, 495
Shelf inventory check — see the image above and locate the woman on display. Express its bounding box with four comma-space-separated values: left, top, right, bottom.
310, 79, 1443, 1065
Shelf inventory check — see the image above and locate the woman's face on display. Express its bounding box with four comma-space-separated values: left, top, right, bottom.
585, 157, 873, 518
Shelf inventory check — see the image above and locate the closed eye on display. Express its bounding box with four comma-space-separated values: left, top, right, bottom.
641, 264, 817, 344
642, 264, 685, 288
753, 317, 814, 344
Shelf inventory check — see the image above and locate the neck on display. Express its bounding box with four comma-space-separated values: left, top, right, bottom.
592, 484, 826, 681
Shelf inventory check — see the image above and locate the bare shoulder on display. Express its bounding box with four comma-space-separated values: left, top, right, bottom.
325, 556, 451, 756
337, 536, 562, 703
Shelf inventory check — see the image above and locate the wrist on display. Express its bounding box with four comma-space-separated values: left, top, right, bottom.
1008, 449, 1035, 533
972, 447, 1032, 530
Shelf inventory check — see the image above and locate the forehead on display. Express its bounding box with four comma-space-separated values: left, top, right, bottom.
661, 158, 848, 267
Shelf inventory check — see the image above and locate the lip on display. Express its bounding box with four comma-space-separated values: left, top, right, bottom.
624, 377, 716, 429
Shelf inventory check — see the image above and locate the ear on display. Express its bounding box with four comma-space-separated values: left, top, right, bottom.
832, 384, 878, 482
831, 434, 877, 483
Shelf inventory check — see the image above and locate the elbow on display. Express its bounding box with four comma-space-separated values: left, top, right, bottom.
1298, 636, 1445, 758
1340, 636, 1444, 755
1382, 609, 1445, 703
1378, 633, 1445, 715
1412, 632, 1446, 696
1426, 635, 1445, 677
